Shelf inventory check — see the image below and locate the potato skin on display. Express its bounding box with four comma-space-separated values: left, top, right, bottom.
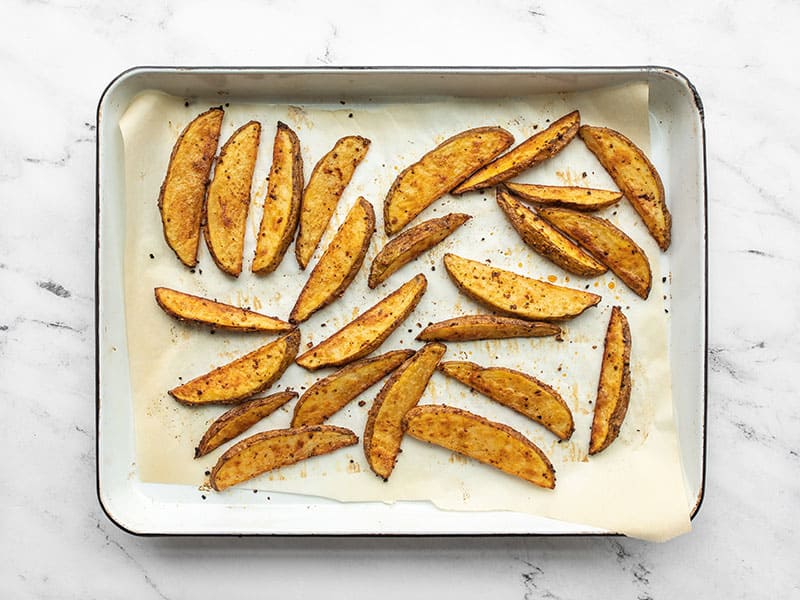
158, 107, 223, 267
417, 315, 560, 342
503, 183, 622, 211
368, 213, 471, 288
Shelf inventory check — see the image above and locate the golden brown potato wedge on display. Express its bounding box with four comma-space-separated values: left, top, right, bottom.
204, 121, 261, 276
252, 122, 304, 274
503, 182, 622, 211
295, 274, 427, 371
443, 254, 601, 321
195, 390, 298, 457
590, 306, 632, 455
471, 367, 574, 440
158, 107, 223, 267
579, 124, 671, 250
452, 110, 580, 194
497, 189, 607, 276
538, 207, 652, 299
154, 287, 293, 332
384, 127, 514, 235
402, 405, 555, 489
169, 329, 300, 405
210, 425, 358, 491
295, 136, 371, 269
364, 343, 446, 480
368, 213, 471, 288
290, 197, 375, 323
417, 315, 560, 342
437, 360, 483, 388
291, 350, 414, 427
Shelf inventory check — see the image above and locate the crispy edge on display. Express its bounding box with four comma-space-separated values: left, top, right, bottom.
503, 182, 622, 211
383, 127, 514, 235
368, 213, 471, 288
203, 120, 262, 277
209, 425, 358, 491
452, 110, 580, 194
295, 135, 371, 269
291, 349, 414, 427
589, 306, 632, 455
417, 315, 560, 342
401, 404, 555, 489
437, 360, 483, 388
252, 121, 304, 273
195, 391, 298, 457
158, 107, 224, 268
497, 189, 607, 277
295, 274, 428, 371
290, 197, 375, 323
363, 342, 447, 480
579, 125, 671, 250
154, 287, 293, 332
169, 329, 300, 405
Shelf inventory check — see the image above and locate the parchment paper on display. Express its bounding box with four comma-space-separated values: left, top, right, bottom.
120, 82, 691, 541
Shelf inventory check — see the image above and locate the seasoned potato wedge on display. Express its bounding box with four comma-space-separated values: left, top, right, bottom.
169, 329, 300, 405
154, 287, 292, 332
538, 207, 652, 299
579, 124, 671, 250
364, 343, 446, 480
438, 360, 483, 387
452, 110, 580, 194
158, 107, 223, 267
252, 122, 304, 274
204, 121, 261, 276
210, 425, 358, 491
368, 213, 471, 288
443, 254, 601, 321
417, 315, 560, 342
295, 136, 371, 269
195, 391, 297, 457
497, 189, 607, 276
503, 182, 622, 211
296, 274, 427, 371
291, 350, 413, 427
402, 405, 555, 489
590, 306, 632, 455
384, 127, 514, 235
471, 367, 574, 440
290, 197, 375, 323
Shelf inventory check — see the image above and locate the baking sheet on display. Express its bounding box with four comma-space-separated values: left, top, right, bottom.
120, 82, 691, 541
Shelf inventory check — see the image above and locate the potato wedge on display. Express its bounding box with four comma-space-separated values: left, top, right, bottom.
210, 425, 358, 491
292, 350, 414, 427
252, 122, 304, 274
158, 107, 223, 267
497, 189, 607, 276
503, 182, 622, 211
368, 213, 471, 288
295, 136, 371, 269
418, 315, 560, 342
590, 306, 632, 455
443, 254, 601, 321
438, 360, 483, 387
471, 367, 574, 440
204, 121, 261, 276
579, 124, 671, 250
452, 110, 580, 194
290, 197, 375, 323
364, 343, 446, 480
402, 405, 555, 489
169, 329, 300, 405
384, 127, 514, 235
538, 207, 652, 299
154, 287, 292, 332
295, 274, 427, 371
195, 390, 297, 457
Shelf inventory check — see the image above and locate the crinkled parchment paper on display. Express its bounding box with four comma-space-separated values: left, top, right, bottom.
120, 82, 691, 541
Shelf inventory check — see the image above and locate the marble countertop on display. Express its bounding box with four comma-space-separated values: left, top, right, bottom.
2, 0, 797, 597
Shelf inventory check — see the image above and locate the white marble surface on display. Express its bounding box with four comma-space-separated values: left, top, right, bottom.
1, 0, 797, 597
